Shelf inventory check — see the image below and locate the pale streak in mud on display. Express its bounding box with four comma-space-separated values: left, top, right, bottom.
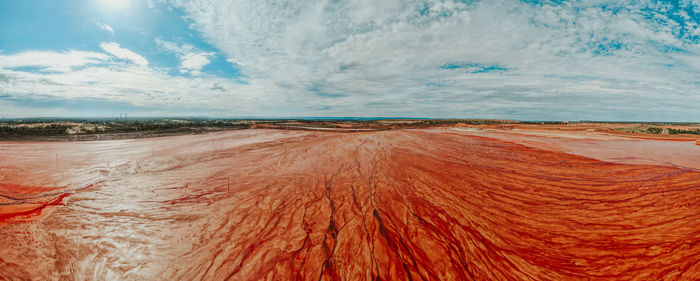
0, 128, 699, 280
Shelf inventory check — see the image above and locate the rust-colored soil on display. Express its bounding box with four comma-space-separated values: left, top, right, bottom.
0, 129, 698, 280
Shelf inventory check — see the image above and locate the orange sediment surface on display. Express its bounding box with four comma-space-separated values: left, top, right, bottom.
0, 183, 67, 224
0, 183, 65, 195
0, 193, 70, 224
0, 183, 103, 225
0, 129, 698, 280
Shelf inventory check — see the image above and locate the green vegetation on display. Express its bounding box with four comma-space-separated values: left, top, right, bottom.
645, 127, 663, 134
0, 124, 73, 136
614, 126, 700, 135
667, 128, 700, 135
2, 118, 700, 140
0, 118, 255, 139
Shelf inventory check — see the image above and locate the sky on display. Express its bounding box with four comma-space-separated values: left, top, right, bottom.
0, 0, 699, 121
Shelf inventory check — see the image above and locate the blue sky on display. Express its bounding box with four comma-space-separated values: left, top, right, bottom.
0, 0, 239, 77
1, 0, 699, 120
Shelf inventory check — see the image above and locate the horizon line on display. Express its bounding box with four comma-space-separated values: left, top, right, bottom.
1, 116, 700, 124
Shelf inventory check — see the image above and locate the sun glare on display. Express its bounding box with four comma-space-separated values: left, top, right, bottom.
100, 0, 130, 10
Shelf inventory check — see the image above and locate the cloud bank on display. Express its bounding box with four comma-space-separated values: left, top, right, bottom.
0, 46, 250, 117
1, 0, 699, 120
165, 0, 700, 120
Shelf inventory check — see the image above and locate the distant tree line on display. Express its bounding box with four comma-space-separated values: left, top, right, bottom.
0, 124, 72, 136
667, 128, 700, 135
0, 119, 253, 137
641, 127, 700, 135
645, 127, 663, 134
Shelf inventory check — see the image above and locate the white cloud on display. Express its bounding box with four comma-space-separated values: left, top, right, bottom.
100, 42, 149, 66
2, 1, 700, 120
0, 49, 256, 117
0, 50, 110, 72
155, 38, 214, 75
160, 0, 700, 120
98, 23, 114, 35
179, 53, 212, 75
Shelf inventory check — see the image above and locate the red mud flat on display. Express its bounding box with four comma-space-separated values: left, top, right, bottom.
0, 129, 698, 280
